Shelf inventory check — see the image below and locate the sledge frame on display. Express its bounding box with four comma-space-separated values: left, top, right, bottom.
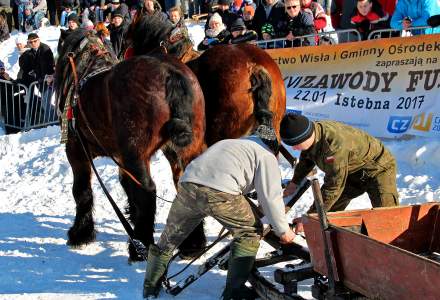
302, 203, 440, 300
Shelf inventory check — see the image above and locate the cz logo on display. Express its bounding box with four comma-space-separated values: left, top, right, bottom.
387, 116, 412, 133
387, 113, 434, 133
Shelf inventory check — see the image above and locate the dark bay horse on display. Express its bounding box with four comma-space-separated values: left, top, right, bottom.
129, 15, 286, 142
55, 29, 206, 261
129, 16, 286, 251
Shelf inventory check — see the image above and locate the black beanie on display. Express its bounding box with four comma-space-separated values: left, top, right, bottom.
230, 18, 246, 32
280, 113, 314, 146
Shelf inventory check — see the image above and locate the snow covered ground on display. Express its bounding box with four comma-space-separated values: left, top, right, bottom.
1, 23, 440, 300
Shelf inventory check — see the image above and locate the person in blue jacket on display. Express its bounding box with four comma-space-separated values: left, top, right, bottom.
390, 0, 440, 34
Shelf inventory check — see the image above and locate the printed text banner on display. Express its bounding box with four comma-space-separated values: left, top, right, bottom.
267, 34, 440, 138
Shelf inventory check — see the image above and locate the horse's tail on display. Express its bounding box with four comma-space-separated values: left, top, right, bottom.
165, 68, 194, 147
250, 66, 273, 127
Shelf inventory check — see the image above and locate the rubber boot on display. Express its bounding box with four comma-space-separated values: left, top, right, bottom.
143, 245, 173, 299
221, 239, 260, 300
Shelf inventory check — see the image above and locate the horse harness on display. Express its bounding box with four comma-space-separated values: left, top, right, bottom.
157, 26, 199, 63
61, 35, 151, 260
60, 35, 114, 144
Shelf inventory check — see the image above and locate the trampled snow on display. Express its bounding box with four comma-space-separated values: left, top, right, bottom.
1, 24, 439, 300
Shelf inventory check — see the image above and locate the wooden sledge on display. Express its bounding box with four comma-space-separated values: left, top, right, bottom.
303, 202, 440, 299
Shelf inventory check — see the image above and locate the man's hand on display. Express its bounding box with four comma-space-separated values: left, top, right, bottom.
283, 181, 297, 197
292, 217, 304, 235
286, 31, 295, 41
279, 227, 296, 244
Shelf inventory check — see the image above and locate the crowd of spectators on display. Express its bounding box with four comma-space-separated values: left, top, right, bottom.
0, 0, 439, 134
0, 0, 439, 50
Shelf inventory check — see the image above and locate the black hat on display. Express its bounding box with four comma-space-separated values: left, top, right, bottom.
27, 32, 39, 40
217, 0, 231, 5
111, 8, 124, 19
230, 18, 246, 32
67, 14, 80, 25
280, 113, 314, 146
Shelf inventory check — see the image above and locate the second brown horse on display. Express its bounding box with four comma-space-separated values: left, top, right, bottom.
131, 15, 286, 257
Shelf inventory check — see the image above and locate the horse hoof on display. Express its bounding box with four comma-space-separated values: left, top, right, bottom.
67, 228, 96, 247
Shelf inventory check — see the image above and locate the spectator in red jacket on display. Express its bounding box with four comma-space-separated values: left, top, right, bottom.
351, 0, 388, 40
301, 0, 327, 32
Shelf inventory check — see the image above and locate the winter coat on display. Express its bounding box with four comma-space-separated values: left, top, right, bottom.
18, 42, 54, 86
229, 29, 257, 44
390, 0, 440, 33
253, 0, 284, 38
197, 29, 230, 51
205, 9, 238, 32
351, 9, 388, 40
302, 1, 327, 31
108, 21, 129, 59
0, 21, 10, 42
292, 121, 397, 212
275, 10, 315, 46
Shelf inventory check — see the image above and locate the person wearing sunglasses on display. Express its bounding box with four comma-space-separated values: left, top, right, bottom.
276, 0, 315, 47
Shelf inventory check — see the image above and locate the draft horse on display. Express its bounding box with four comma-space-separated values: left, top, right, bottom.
55, 29, 206, 261
129, 16, 287, 251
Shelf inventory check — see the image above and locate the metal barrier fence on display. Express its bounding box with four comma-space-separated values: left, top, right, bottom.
254, 29, 361, 49
0, 79, 28, 134
24, 80, 58, 130
255, 25, 439, 49
368, 26, 435, 40
0, 79, 58, 134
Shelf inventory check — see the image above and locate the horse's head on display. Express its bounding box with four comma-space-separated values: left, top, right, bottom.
130, 15, 197, 62
55, 29, 118, 112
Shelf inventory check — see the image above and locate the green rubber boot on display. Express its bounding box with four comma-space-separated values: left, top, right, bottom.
143, 245, 173, 298
221, 238, 260, 300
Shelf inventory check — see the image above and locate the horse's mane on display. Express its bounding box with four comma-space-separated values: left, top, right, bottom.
55, 29, 117, 112
131, 15, 193, 58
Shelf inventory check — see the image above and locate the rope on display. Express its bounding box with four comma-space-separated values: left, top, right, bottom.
163, 228, 230, 289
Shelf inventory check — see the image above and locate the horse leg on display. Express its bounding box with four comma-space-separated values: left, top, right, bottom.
163, 146, 207, 259
119, 155, 156, 262
66, 140, 96, 247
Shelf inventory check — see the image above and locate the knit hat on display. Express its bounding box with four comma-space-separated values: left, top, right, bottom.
111, 8, 124, 19
25, 3, 33, 10
261, 23, 275, 37
111, 0, 120, 3
254, 124, 279, 154
230, 17, 246, 32
209, 12, 223, 26
280, 113, 314, 146
243, 5, 255, 17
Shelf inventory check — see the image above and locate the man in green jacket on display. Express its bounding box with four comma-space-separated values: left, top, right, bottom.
280, 113, 398, 218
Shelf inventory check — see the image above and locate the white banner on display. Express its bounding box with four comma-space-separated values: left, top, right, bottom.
267, 35, 440, 138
